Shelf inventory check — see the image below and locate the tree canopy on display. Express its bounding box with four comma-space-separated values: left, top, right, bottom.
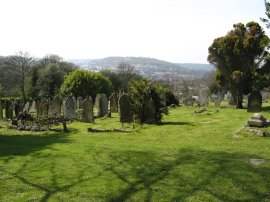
208, 22, 269, 108
60, 69, 112, 98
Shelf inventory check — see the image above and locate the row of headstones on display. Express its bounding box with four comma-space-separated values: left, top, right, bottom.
183, 88, 223, 108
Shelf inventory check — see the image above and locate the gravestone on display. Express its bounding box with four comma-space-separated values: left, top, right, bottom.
97, 94, 108, 118
247, 113, 266, 127
217, 92, 223, 101
109, 93, 118, 113
260, 90, 269, 101
77, 97, 83, 119
14, 100, 23, 118
119, 94, 133, 124
29, 100, 37, 114
5, 100, 13, 119
0, 101, 3, 120
143, 94, 156, 124
82, 97, 94, 123
199, 88, 209, 107
243, 95, 248, 108
49, 97, 62, 116
214, 99, 221, 108
184, 97, 194, 108
77, 97, 83, 109
226, 91, 235, 105
95, 94, 101, 116
247, 91, 262, 112
23, 101, 30, 113
38, 100, 48, 118
64, 97, 76, 119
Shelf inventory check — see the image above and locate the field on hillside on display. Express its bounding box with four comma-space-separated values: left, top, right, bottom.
1, 104, 270, 201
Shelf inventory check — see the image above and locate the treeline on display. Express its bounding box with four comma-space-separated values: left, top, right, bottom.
0, 53, 179, 108
0, 52, 77, 99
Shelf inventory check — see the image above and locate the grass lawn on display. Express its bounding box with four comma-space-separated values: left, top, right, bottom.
1, 104, 270, 201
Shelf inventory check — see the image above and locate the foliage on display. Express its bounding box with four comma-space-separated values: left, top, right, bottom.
100, 69, 122, 93
116, 62, 136, 92
164, 90, 179, 106
60, 69, 112, 98
38, 63, 66, 99
261, 0, 270, 28
129, 79, 168, 124
208, 22, 269, 108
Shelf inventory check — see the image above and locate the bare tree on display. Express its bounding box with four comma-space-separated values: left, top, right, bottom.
116, 62, 135, 92
8, 51, 34, 100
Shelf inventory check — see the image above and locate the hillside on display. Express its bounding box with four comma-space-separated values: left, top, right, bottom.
70, 57, 214, 79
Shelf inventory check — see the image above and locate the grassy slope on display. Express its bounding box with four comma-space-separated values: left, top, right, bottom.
0, 104, 270, 201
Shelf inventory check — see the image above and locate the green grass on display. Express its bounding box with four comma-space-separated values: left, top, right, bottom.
1, 104, 270, 201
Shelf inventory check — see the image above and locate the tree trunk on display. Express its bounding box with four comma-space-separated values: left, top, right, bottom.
233, 89, 243, 109
62, 122, 68, 132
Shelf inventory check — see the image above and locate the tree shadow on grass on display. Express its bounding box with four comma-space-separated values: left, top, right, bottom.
102, 149, 270, 202
261, 106, 270, 112
0, 128, 78, 157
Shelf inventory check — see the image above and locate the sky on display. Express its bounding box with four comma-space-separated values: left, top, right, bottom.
0, 0, 268, 63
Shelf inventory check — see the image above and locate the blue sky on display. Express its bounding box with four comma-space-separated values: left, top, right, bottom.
0, 0, 268, 63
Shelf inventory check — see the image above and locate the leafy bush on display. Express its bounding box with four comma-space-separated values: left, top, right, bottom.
60, 69, 112, 98
129, 79, 168, 124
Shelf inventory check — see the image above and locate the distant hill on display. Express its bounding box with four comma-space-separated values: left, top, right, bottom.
70, 57, 214, 79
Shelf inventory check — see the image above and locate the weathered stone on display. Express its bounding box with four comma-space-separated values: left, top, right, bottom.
97, 94, 108, 118
64, 97, 76, 119
247, 91, 262, 112
82, 97, 94, 123
217, 92, 223, 101
184, 97, 194, 107
247, 113, 267, 127
14, 100, 22, 118
143, 94, 156, 124
109, 93, 118, 113
77, 97, 83, 109
119, 94, 133, 123
23, 102, 30, 113
38, 100, 49, 118
95, 94, 101, 116
199, 88, 209, 107
29, 101, 37, 114
49, 97, 62, 116
5, 100, 13, 119
214, 99, 221, 108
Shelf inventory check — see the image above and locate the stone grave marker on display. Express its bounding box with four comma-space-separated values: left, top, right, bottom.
247, 91, 262, 112
82, 97, 94, 123
214, 99, 221, 108
119, 94, 133, 124
184, 97, 194, 108
0, 100, 3, 120
5, 100, 13, 119
217, 92, 223, 101
64, 97, 76, 119
23, 101, 30, 113
109, 93, 118, 113
77, 97, 83, 119
199, 88, 209, 107
29, 100, 37, 114
95, 94, 101, 116
97, 94, 108, 118
49, 97, 62, 116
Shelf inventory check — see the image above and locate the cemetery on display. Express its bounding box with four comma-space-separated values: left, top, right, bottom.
1, 91, 270, 201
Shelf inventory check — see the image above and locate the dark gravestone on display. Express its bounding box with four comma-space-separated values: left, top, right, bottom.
5, 100, 13, 119
247, 91, 262, 112
98, 94, 108, 118
143, 94, 156, 124
16, 100, 24, 117
0, 100, 3, 120
109, 93, 118, 113
82, 97, 94, 123
119, 94, 133, 124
